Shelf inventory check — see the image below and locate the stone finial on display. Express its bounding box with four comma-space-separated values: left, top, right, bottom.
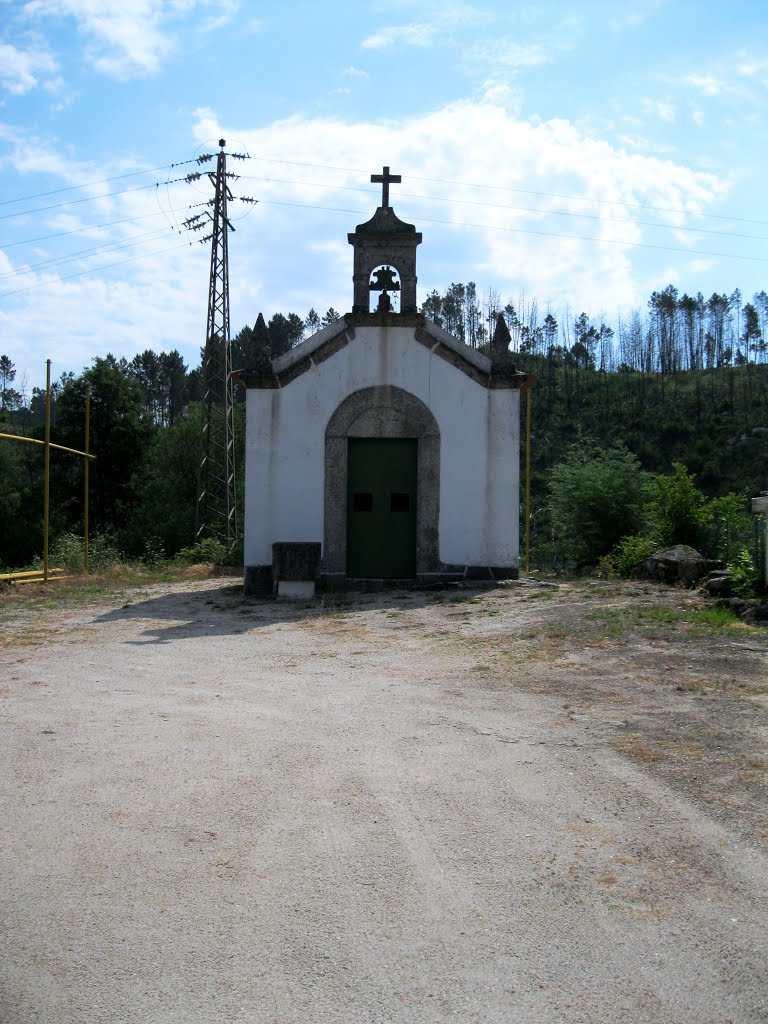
490, 312, 527, 385
251, 312, 272, 374
491, 313, 512, 357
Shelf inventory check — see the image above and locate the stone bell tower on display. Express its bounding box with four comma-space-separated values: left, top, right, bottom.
348, 166, 422, 314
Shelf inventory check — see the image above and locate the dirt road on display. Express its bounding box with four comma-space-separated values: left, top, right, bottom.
1, 577, 767, 1023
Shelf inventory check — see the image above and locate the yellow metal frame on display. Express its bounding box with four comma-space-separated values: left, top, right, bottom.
519, 376, 537, 577
0, 360, 95, 583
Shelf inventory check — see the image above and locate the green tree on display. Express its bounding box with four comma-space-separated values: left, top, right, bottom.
0, 355, 21, 417
548, 441, 650, 566
0, 430, 38, 567
421, 290, 443, 326
645, 462, 705, 548
305, 308, 321, 334
122, 405, 203, 557
321, 307, 341, 328
268, 313, 292, 358
54, 356, 155, 539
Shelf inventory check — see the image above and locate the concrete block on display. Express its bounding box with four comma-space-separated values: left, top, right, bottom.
272, 542, 322, 581
277, 580, 316, 600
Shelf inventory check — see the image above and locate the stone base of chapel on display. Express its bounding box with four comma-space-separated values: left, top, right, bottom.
244, 564, 519, 596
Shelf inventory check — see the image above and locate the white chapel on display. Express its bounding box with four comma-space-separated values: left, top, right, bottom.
239, 167, 531, 595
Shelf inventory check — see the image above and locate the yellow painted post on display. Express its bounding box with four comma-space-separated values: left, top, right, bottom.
43, 360, 51, 583
84, 390, 90, 573
525, 386, 532, 576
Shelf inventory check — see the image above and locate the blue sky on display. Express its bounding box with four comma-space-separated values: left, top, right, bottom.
1, 0, 766, 392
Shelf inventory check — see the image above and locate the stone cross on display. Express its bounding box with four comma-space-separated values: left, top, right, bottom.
371, 166, 401, 208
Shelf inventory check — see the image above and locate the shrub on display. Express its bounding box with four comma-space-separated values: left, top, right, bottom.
48, 531, 122, 573
548, 441, 651, 566
645, 462, 704, 548
599, 533, 659, 578
142, 536, 167, 569
726, 547, 758, 597
174, 537, 228, 567
698, 491, 753, 564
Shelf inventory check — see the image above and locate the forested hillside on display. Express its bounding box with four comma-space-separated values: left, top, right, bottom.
1, 282, 766, 572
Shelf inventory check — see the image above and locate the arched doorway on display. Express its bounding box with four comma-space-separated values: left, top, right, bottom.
324, 386, 441, 579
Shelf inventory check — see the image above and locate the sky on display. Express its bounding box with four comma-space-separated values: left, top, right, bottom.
1, 0, 767, 394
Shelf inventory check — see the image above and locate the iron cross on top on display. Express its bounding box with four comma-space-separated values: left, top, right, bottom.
371, 165, 401, 208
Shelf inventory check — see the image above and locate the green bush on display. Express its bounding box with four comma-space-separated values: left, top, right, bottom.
726, 547, 758, 597
698, 492, 753, 564
47, 531, 122, 573
645, 462, 704, 548
142, 536, 167, 569
599, 533, 659, 578
174, 537, 228, 567
548, 441, 651, 566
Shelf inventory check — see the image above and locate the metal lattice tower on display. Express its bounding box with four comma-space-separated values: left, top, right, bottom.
196, 139, 237, 548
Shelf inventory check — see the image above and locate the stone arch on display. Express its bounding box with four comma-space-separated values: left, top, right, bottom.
324, 386, 441, 578
368, 264, 401, 312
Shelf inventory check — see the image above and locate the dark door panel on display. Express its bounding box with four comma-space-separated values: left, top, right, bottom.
347, 438, 417, 577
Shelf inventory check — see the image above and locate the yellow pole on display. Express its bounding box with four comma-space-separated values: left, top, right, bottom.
43, 359, 51, 583
525, 386, 532, 575
0, 433, 95, 459
84, 389, 90, 573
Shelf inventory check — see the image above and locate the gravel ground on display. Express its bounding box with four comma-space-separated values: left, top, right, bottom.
1, 576, 767, 1024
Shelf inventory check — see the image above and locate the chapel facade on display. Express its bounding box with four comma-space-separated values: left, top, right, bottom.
240, 167, 530, 595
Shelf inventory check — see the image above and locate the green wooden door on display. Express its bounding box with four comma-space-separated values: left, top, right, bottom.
347, 438, 417, 578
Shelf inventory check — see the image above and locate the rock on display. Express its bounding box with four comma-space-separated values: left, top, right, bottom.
701, 571, 734, 598
644, 545, 722, 586
741, 601, 768, 626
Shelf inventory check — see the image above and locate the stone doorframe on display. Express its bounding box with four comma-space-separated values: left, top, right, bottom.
324, 386, 441, 579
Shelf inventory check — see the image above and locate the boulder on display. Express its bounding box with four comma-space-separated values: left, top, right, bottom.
701, 570, 734, 598
644, 545, 722, 586
742, 601, 768, 626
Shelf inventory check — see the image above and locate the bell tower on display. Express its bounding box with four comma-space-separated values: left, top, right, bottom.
348, 166, 422, 314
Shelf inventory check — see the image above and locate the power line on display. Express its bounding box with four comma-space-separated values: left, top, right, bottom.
1, 164, 764, 302
0, 226, 177, 282
0, 239, 196, 298
253, 197, 768, 264
236, 173, 768, 242
0, 181, 167, 222
2, 191, 765, 301
3, 154, 765, 232
0, 206, 189, 249
0, 159, 198, 209
0, 172, 198, 224
245, 155, 768, 227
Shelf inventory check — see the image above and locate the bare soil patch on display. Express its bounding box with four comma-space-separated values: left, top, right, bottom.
1, 574, 766, 1023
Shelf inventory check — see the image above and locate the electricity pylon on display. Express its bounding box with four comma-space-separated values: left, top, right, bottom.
184, 139, 254, 550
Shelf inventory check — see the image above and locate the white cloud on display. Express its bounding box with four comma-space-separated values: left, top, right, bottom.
479, 79, 522, 112
609, 0, 663, 31
736, 55, 768, 79
189, 101, 727, 316
0, 42, 59, 94
1, 98, 734, 390
342, 65, 369, 79
641, 99, 675, 124
467, 38, 550, 71
682, 74, 729, 97
361, 23, 437, 49
22, 0, 238, 78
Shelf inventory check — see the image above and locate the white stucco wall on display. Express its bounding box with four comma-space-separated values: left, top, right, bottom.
244, 322, 520, 570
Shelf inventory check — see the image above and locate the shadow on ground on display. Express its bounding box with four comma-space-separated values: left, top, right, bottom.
93, 581, 486, 644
